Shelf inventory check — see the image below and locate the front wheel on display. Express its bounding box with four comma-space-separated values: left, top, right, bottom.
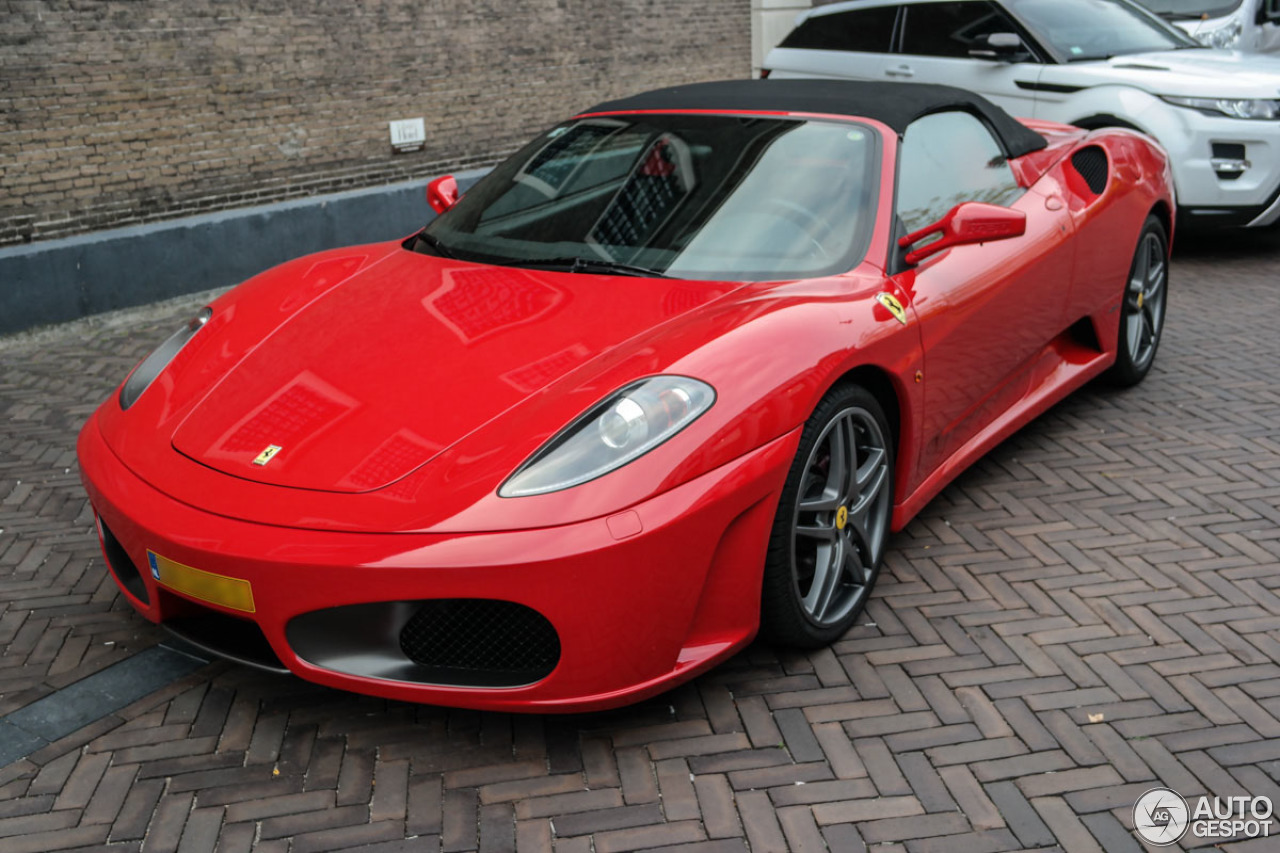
760, 384, 893, 648
1106, 216, 1168, 387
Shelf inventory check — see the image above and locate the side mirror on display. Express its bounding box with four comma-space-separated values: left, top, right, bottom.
899, 202, 1027, 265
969, 32, 1030, 62
426, 175, 459, 214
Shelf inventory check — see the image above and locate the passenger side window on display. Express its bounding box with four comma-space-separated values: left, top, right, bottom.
896, 111, 1024, 234
900, 1, 1023, 58
778, 7, 900, 53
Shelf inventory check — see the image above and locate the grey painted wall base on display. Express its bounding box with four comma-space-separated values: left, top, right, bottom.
0, 170, 486, 336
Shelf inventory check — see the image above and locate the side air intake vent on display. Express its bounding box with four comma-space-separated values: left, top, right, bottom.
399, 599, 561, 686
1071, 146, 1109, 196
287, 599, 562, 688
98, 517, 150, 605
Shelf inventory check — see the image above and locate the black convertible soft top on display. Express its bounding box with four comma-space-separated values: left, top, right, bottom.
582, 79, 1047, 159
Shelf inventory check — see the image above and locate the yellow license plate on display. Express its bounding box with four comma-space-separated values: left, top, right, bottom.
147, 550, 255, 613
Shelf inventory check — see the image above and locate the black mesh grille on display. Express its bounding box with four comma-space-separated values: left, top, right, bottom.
98, 517, 149, 604
1071, 146, 1108, 196
399, 599, 560, 686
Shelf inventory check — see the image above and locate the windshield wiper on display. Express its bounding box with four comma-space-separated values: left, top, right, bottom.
519, 257, 672, 278
414, 231, 456, 259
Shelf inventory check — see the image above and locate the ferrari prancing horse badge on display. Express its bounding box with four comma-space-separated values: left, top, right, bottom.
876, 292, 908, 326
253, 445, 283, 466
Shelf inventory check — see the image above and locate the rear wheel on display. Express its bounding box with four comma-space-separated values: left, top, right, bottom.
761, 384, 893, 647
1106, 216, 1168, 387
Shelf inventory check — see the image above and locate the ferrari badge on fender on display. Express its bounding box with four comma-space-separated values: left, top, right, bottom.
876, 292, 908, 325
253, 444, 283, 466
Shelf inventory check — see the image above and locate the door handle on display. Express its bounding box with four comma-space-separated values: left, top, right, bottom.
885, 65, 915, 78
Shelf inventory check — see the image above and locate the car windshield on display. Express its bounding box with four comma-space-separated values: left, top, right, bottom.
1010, 0, 1200, 60
416, 114, 879, 281
1129, 0, 1244, 19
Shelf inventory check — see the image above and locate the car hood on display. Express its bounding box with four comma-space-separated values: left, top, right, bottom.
1050, 49, 1280, 97
169, 248, 740, 493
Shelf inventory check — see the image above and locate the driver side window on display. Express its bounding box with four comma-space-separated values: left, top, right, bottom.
895, 111, 1024, 234
900, 0, 1027, 58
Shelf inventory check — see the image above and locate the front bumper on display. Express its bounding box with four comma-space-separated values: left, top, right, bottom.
1158, 109, 1280, 228
78, 416, 798, 712
1176, 182, 1280, 230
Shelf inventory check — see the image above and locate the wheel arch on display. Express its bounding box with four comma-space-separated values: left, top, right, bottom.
1148, 199, 1174, 250
827, 363, 903, 458
1071, 113, 1146, 132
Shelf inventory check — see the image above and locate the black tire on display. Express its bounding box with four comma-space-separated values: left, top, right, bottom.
1105, 215, 1168, 387
760, 383, 894, 648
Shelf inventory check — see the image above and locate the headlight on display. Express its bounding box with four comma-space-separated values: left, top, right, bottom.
1162, 96, 1280, 120
1196, 20, 1242, 50
499, 376, 715, 497
118, 307, 212, 410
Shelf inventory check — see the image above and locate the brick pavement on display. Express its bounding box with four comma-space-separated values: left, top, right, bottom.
1, 229, 1279, 851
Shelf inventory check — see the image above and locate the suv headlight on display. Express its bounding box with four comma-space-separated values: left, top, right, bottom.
1162, 96, 1280, 120
499, 376, 715, 497
1197, 20, 1242, 50
118, 307, 212, 410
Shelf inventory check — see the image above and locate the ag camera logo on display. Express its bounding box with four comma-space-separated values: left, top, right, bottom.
1133, 787, 1275, 845
1134, 787, 1190, 846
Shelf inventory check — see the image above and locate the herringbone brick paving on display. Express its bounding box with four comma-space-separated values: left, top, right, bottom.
1, 229, 1278, 852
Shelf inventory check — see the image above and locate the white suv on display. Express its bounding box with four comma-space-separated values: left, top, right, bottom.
764, 0, 1280, 228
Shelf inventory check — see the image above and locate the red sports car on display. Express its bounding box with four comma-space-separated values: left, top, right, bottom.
79, 80, 1173, 712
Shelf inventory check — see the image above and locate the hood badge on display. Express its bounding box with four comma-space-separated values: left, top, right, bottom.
253, 445, 283, 466
876, 292, 909, 326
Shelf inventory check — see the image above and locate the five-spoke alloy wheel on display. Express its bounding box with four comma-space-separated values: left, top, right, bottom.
762, 384, 893, 647
1107, 215, 1168, 386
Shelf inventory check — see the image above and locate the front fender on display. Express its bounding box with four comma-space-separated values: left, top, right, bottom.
424, 271, 925, 533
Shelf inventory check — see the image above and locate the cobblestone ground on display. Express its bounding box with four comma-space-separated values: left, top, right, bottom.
1, 229, 1278, 853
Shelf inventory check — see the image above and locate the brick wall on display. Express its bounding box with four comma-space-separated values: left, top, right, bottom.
1, 0, 751, 246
